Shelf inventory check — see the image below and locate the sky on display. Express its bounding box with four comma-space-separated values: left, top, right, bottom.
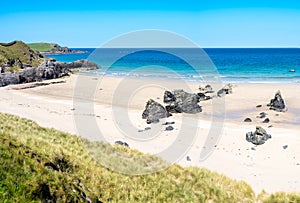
1, 0, 300, 47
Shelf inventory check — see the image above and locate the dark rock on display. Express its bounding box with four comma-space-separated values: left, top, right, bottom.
165, 126, 174, 131
163, 90, 176, 103
283, 145, 288, 149
217, 84, 232, 97
258, 112, 267, 119
256, 105, 262, 108
142, 99, 168, 124
186, 156, 191, 161
164, 89, 202, 114
115, 140, 129, 148
268, 91, 286, 112
197, 92, 211, 101
144, 127, 151, 131
246, 126, 272, 145
244, 118, 252, 122
138, 129, 143, 132
0, 60, 99, 87
268, 125, 273, 128
263, 118, 270, 123
0, 72, 20, 86
162, 121, 175, 125
199, 84, 214, 93
251, 147, 256, 150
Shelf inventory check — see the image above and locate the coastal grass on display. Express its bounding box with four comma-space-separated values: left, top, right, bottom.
27, 42, 55, 52
0, 41, 44, 70
0, 112, 299, 202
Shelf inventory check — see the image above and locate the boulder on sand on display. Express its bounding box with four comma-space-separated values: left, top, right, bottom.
164, 89, 202, 114
217, 84, 233, 97
142, 99, 169, 124
246, 126, 272, 145
268, 90, 286, 112
199, 84, 214, 93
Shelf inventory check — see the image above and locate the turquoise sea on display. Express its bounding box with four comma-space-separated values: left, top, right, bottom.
47, 48, 300, 83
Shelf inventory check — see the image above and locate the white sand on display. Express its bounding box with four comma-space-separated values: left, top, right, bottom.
0, 74, 300, 194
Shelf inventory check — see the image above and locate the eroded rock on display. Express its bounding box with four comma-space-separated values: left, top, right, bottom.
142, 99, 168, 124
246, 126, 271, 145
164, 89, 202, 114
268, 91, 286, 112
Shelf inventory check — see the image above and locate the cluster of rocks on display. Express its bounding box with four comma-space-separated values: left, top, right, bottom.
198, 84, 233, 98
244, 91, 286, 125
244, 91, 288, 146
142, 84, 232, 124
0, 59, 99, 87
43, 44, 87, 54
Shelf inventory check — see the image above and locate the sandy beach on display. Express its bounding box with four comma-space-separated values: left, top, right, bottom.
0, 74, 300, 194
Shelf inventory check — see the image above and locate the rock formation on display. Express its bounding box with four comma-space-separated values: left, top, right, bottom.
246, 126, 272, 145
0, 60, 99, 87
217, 84, 233, 97
164, 89, 202, 114
142, 99, 169, 124
268, 91, 286, 112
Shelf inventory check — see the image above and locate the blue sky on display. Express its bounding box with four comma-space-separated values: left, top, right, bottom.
1, 0, 300, 47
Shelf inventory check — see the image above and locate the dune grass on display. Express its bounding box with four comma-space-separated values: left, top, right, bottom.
0, 112, 299, 202
27, 42, 56, 52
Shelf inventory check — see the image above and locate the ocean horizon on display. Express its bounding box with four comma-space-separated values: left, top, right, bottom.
46, 48, 300, 83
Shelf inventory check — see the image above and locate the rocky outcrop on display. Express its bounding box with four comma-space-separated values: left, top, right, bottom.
199, 84, 214, 93
43, 44, 87, 54
217, 84, 233, 97
268, 91, 286, 112
0, 60, 99, 87
142, 99, 169, 124
246, 126, 272, 145
164, 89, 202, 114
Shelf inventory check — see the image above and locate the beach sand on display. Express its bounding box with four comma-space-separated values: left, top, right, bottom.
0, 74, 300, 194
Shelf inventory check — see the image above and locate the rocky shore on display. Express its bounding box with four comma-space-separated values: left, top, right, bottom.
0, 41, 99, 87
41, 43, 87, 54
0, 59, 99, 87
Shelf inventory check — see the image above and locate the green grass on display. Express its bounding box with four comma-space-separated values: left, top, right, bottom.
0, 112, 299, 202
0, 41, 44, 70
27, 42, 56, 52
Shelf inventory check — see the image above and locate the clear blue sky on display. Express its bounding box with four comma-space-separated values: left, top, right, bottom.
1, 0, 300, 47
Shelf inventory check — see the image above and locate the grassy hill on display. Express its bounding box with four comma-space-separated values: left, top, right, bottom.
0, 41, 44, 72
0, 112, 299, 202
27, 42, 56, 52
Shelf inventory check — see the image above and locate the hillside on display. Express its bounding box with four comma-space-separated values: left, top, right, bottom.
0, 112, 299, 202
27, 42, 56, 52
0, 41, 44, 72
28, 42, 85, 54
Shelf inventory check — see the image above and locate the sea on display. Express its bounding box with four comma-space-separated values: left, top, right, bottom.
46, 48, 300, 83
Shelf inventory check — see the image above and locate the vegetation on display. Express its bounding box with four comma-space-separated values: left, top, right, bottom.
0, 112, 299, 202
27, 42, 56, 52
0, 41, 44, 71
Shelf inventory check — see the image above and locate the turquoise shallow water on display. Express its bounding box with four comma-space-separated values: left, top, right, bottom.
47, 48, 300, 83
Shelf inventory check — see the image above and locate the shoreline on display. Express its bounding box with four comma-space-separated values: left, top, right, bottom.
79, 71, 300, 84
0, 74, 300, 193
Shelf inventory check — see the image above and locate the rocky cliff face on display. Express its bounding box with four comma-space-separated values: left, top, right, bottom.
0, 41, 99, 87
0, 59, 99, 87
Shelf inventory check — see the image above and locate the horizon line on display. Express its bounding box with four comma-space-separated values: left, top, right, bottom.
69, 46, 300, 48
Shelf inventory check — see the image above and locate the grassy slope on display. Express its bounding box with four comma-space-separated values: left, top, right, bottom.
0, 112, 299, 202
27, 43, 55, 52
0, 41, 44, 70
